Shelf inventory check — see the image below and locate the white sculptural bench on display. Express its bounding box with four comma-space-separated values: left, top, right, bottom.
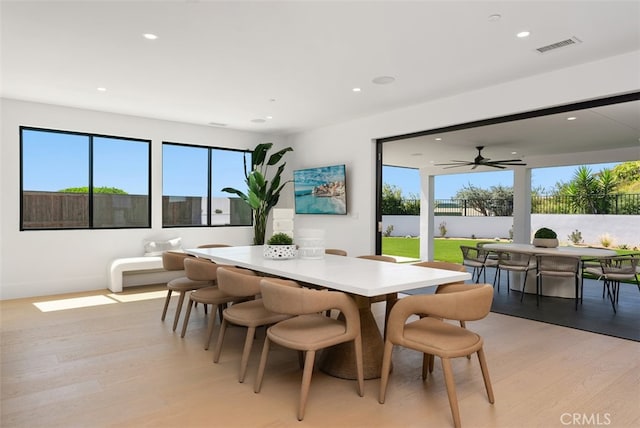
108, 256, 184, 293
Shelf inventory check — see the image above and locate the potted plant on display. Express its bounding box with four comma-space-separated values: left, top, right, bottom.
263, 232, 297, 259
532, 227, 559, 248
222, 142, 293, 245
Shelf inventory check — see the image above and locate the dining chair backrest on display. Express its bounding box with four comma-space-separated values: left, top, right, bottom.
412, 261, 468, 293
357, 255, 396, 263
216, 267, 260, 297
386, 284, 494, 339
162, 251, 192, 271
183, 257, 224, 281
601, 256, 639, 277
325, 248, 348, 256
497, 250, 536, 268
536, 254, 580, 275
460, 245, 485, 263
260, 280, 360, 333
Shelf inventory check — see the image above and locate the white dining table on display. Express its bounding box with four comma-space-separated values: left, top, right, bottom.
482, 243, 616, 298
186, 245, 471, 379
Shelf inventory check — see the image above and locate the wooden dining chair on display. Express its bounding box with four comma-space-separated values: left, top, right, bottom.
254, 278, 364, 421
212, 267, 298, 383
160, 251, 211, 331
179, 258, 240, 349
379, 283, 495, 428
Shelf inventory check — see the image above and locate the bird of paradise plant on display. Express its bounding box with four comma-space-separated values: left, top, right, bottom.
222, 142, 293, 245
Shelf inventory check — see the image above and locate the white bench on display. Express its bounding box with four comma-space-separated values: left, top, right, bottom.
108, 256, 185, 292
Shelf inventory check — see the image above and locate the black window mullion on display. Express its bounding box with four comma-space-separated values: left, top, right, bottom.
207, 148, 213, 226
88, 136, 94, 228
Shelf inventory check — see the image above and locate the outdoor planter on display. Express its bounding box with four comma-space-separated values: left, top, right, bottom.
532, 238, 559, 248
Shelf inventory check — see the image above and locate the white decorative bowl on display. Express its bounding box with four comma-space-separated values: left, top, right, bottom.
263, 244, 297, 260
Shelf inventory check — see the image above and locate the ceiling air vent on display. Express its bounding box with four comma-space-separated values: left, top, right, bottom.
535, 37, 582, 54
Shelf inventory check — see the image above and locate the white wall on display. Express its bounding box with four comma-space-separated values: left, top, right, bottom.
0, 99, 286, 299
383, 215, 640, 248
287, 50, 640, 256
2, 50, 639, 299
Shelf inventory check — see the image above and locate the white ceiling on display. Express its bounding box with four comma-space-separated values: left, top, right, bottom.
1, 1, 639, 166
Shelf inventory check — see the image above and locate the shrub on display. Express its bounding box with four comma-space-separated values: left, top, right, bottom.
568, 229, 583, 244
438, 221, 447, 238
534, 227, 557, 239
267, 232, 293, 245
599, 233, 614, 248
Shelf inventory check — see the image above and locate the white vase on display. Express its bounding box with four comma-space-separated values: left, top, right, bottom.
263, 244, 297, 260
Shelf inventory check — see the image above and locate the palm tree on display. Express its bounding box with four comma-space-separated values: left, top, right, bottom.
564, 166, 617, 214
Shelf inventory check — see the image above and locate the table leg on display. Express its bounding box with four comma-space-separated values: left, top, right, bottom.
319, 295, 387, 380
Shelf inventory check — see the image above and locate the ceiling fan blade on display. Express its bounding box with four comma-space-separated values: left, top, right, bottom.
490, 158, 526, 163
487, 161, 527, 166
434, 161, 471, 166
441, 164, 470, 169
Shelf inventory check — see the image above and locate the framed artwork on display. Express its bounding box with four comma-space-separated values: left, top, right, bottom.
293, 164, 347, 215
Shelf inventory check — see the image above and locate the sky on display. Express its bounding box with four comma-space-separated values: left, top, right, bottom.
22, 128, 627, 200
383, 162, 624, 199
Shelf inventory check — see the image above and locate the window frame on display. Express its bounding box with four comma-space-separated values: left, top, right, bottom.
20, 126, 152, 231
161, 141, 252, 228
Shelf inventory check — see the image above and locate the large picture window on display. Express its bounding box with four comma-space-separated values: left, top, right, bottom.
162, 142, 252, 227
20, 127, 151, 230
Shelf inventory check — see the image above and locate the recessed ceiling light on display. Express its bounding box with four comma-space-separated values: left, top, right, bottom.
511, 151, 518, 155
567, 116, 577, 121
435, 137, 442, 141
352, 87, 361, 92
488, 14, 501, 22
251, 118, 266, 123
143, 33, 158, 40
97, 87, 107, 92
372, 76, 396, 85
517, 31, 531, 38
266, 115, 273, 120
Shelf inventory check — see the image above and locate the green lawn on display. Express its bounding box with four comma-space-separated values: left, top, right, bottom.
383, 237, 495, 263
382, 237, 635, 263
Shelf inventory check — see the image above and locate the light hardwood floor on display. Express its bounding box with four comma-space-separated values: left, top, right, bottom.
1, 285, 639, 428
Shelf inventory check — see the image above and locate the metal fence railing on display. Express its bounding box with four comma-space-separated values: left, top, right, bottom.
383, 194, 640, 216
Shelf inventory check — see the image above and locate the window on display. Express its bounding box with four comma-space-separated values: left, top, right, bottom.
162, 142, 252, 227
20, 127, 151, 230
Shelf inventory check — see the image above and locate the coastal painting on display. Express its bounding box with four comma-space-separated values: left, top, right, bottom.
293, 164, 347, 215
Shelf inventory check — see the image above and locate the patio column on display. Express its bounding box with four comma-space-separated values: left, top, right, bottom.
419, 169, 435, 260
513, 168, 532, 244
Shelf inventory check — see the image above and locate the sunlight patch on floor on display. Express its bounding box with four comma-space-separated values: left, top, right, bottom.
108, 290, 168, 302
33, 295, 117, 312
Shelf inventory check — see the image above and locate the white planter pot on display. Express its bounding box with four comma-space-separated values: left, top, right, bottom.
532, 238, 559, 248
263, 244, 297, 260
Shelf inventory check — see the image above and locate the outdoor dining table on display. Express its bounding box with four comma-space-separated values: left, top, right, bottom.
482, 243, 617, 298
186, 245, 470, 379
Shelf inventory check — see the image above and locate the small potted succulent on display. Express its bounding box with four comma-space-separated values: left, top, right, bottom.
263, 232, 297, 259
532, 227, 559, 248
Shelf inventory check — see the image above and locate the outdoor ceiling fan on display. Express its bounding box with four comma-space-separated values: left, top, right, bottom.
434, 146, 527, 169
